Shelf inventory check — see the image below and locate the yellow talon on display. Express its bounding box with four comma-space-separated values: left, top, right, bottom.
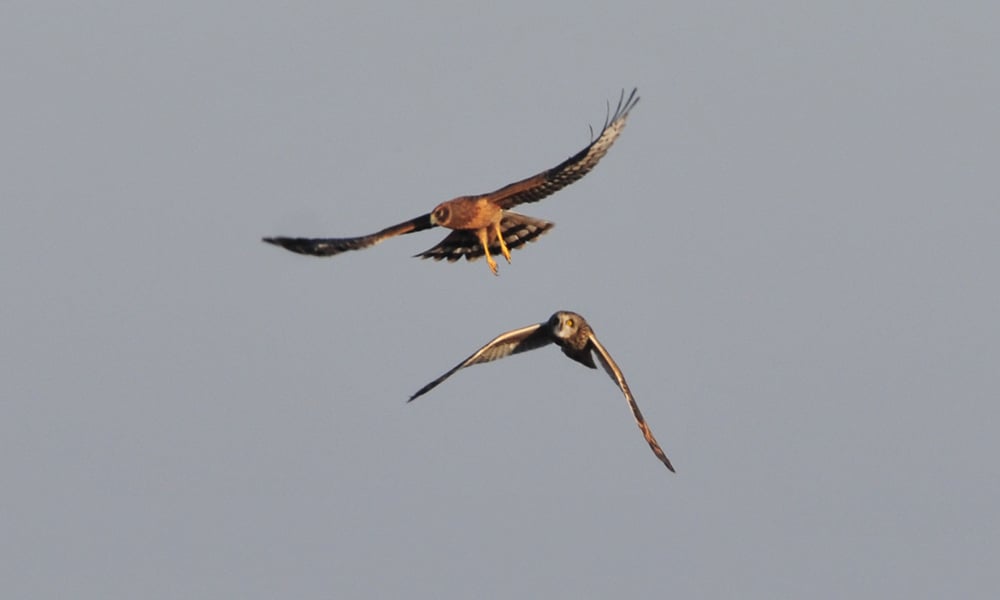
477, 229, 500, 275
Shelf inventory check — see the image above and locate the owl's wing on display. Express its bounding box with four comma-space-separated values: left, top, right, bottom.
263, 213, 434, 257
414, 213, 554, 262
409, 323, 552, 402
588, 333, 675, 472
487, 88, 639, 210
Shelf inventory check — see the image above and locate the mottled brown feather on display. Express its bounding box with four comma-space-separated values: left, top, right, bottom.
263, 89, 638, 272
489, 88, 639, 210
588, 334, 675, 473
408, 324, 552, 401
263, 214, 433, 257
409, 310, 675, 473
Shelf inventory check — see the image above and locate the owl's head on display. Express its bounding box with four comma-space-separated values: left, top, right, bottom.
549, 311, 586, 340
430, 203, 452, 226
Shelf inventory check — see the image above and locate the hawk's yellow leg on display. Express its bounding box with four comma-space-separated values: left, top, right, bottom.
476, 229, 499, 275
494, 221, 512, 264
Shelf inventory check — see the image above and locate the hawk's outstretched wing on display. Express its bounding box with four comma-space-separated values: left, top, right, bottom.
588, 333, 675, 472
263, 213, 434, 257
409, 323, 552, 402
488, 88, 639, 210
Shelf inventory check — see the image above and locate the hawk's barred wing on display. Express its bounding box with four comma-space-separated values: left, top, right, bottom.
409, 323, 552, 402
489, 88, 639, 210
588, 333, 675, 472
263, 213, 434, 257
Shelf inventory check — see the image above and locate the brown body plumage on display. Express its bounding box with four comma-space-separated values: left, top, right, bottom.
409, 311, 675, 472
263, 88, 639, 275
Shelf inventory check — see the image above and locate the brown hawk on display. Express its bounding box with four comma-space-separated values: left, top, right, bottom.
409, 311, 675, 472
263, 89, 639, 275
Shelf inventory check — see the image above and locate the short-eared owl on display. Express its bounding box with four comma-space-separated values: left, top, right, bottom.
409, 311, 674, 472
263, 89, 639, 275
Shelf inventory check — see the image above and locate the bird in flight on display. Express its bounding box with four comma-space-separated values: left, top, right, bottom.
263, 88, 639, 275
409, 311, 675, 472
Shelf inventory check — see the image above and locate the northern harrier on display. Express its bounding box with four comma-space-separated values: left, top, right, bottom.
263, 88, 639, 275
409, 311, 675, 472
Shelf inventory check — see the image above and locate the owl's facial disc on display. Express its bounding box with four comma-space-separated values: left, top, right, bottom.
551, 312, 574, 339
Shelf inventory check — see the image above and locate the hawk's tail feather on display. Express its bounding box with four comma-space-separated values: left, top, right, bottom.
415, 213, 554, 262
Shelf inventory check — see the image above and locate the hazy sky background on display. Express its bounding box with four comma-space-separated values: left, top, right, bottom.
3, 2, 998, 598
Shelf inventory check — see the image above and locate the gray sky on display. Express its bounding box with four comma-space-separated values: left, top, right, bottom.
3, 2, 999, 598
